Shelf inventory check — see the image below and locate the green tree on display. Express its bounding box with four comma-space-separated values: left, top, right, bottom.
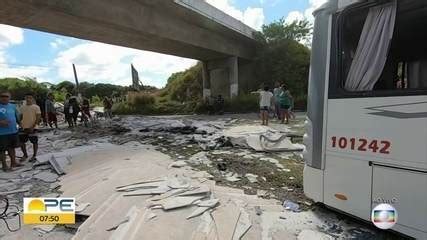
163, 63, 202, 102
260, 19, 312, 44
0, 78, 49, 100
53, 81, 75, 94
253, 19, 312, 109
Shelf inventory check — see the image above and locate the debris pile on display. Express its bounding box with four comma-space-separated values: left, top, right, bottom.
223, 125, 304, 152
55, 145, 265, 240
0, 115, 383, 239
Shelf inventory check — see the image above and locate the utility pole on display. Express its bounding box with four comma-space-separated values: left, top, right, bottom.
72, 64, 80, 98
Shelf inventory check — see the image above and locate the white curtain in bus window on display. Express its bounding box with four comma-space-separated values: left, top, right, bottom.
344, 1, 397, 91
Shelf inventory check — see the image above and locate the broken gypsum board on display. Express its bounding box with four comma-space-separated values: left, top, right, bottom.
122, 187, 171, 196
259, 135, 304, 152
259, 134, 288, 143
48, 155, 65, 175
116, 182, 166, 192
115, 177, 166, 189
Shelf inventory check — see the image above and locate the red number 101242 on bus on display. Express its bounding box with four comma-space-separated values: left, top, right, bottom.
331, 136, 391, 154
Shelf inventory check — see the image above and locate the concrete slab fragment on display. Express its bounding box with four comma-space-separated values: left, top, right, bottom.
187, 206, 211, 219
212, 200, 241, 240
178, 186, 210, 196
161, 196, 204, 210
232, 208, 252, 240
123, 186, 171, 196
108, 206, 141, 239
116, 181, 166, 192
149, 188, 188, 202
167, 177, 191, 189
191, 211, 217, 240
48, 155, 65, 175
197, 199, 219, 208
115, 177, 167, 189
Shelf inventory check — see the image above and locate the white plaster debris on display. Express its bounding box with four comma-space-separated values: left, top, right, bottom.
178, 185, 210, 196
188, 151, 211, 166
260, 157, 279, 164
33, 171, 59, 183
187, 206, 211, 219
168, 160, 188, 168
232, 208, 252, 240
191, 211, 215, 239
108, 206, 141, 239
191, 171, 214, 180
161, 196, 204, 210
105, 216, 130, 231
144, 209, 157, 222
48, 155, 65, 175
123, 186, 171, 196
225, 172, 241, 182
197, 199, 219, 208
0, 116, 379, 240
167, 176, 191, 189
223, 125, 303, 152
245, 173, 258, 183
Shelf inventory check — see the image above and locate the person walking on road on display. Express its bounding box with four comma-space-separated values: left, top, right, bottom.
45, 93, 58, 129
19, 93, 41, 162
0, 91, 23, 171
69, 97, 80, 127
64, 94, 73, 128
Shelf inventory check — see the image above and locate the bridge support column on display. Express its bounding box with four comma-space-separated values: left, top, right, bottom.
228, 56, 238, 98
204, 56, 240, 99
202, 62, 211, 99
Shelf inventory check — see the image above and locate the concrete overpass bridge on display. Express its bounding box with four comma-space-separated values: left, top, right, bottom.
0, 0, 260, 98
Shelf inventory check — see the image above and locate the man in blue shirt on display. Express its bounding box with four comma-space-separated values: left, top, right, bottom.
0, 91, 22, 171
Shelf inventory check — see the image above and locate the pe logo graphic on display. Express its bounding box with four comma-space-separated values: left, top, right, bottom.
23, 198, 75, 225
371, 203, 397, 229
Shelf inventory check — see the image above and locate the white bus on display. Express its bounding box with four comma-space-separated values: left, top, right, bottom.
303, 0, 427, 239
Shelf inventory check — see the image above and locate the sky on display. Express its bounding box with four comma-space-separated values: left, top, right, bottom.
0, 0, 326, 88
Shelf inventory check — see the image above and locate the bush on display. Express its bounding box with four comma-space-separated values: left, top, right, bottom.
91, 95, 103, 107
128, 92, 155, 106
112, 102, 137, 115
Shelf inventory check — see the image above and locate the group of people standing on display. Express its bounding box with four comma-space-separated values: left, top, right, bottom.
0, 91, 41, 171
63, 95, 113, 128
255, 82, 295, 126
0, 90, 114, 171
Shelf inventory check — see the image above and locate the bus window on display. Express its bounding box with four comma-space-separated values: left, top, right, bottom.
335, 0, 427, 96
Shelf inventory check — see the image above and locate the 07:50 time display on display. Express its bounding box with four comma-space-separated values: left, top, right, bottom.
331, 136, 391, 154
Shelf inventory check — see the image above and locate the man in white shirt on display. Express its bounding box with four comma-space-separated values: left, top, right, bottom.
254, 86, 273, 126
